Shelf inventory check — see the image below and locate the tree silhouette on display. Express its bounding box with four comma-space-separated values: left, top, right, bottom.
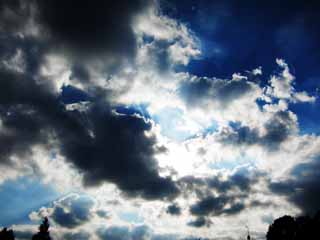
267, 215, 296, 240
32, 217, 51, 240
267, 212, 320, 240
0, 228, 14, 240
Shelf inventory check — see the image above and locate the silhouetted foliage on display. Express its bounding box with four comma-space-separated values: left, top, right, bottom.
0, 228, 14, 240
267, 212, 320, 240
32, 218, 51, 240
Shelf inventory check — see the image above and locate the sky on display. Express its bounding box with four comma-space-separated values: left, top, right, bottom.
0, 0, 320, 239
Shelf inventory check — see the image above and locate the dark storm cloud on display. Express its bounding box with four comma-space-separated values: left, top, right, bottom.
63, 104, 179, 200
34, 0, 150, 60
0, 0, 180, 200
187, 216, 211, 228
0, 69, 178, 200
178, 169, 261, 220
51, 196, 94, 228
0, 34, 49, 76
166, 203, 181, 215
207, 171, 252, 193
178, 169, 257, 199
217, 110, 297, 151
0, 70, 56, 164
0, 0, 31, 33
179, 77, 254, 109
69, 64, 91, 84
0, 0, 178, 197
190, 195, 243, 216
269, 156, 320, 215
249, 200, 276, 209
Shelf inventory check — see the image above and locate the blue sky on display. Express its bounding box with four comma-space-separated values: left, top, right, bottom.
0, 177, 59, 227
1, 1, 320, 240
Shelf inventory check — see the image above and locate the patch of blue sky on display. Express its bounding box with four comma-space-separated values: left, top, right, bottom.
289, 99, 320, 135
0, 177, 60, 227
208, 155, 257, 171
118, 211, 144, 224
183, 121, 219, 143
60, 85, 92, 104
151, 107, 218, 142
163, 0, 320, 89
152, 107, 192, 141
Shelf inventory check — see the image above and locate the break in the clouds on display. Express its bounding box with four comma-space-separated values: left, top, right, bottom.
1, 0, 320, 239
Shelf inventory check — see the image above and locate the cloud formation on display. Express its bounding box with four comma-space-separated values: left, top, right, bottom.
35, 0, 150, 61
166, 203, 181, 216
1, 1, 320, 239
269, 156, 320, 215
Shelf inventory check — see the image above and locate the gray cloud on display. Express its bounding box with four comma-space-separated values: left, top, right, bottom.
96, 210, 109, 219
178, 169, 257, 200
34, 0, 151, 62
166, 203, 182, 216
269, 156, 320, 215
97, 226, 132, 240
0, 0, 179, 200
187, 216, 212, 228
179, 77, 255, 109
51, 195, 94, 229
177, 169, 262, 220
190, 195, 240, 216
217, 110, 297, 151
0, 0, 32, 34
0, 67, 178, 200
63, 231, 91, 240
0, 70, 56, 165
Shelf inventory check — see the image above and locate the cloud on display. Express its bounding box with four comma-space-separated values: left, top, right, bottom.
178, 169, 258, 198
0, 65, 178, 200
63, 231, 91, 240
179, 75, 257, 110
269, 156, 320, 215
97, 226, 149, 240
176, 169, 261, 219
190, 195, 243, 217
166, 203, 181, 216
187, 216, 212, 228
96, 210, 110, 219
1, 0, 320, 239
0, 70, 55, 165
59, 104, 178, 200
216, 110, 298, 151
34, 0, 151, 62
30, 194, 95, 229
135, 4, 200, 66
0, 0, 33, 34
51, 195, 94, 229
265, 59, 315, 103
